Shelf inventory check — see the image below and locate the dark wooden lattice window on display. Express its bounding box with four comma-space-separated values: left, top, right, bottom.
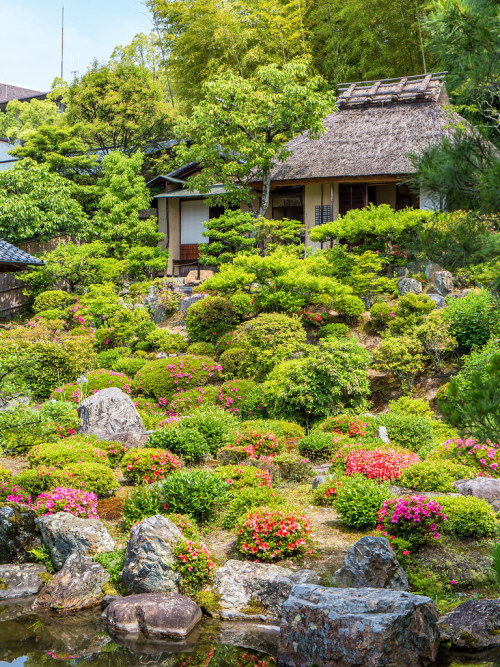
339, 185, 367, 216
315, 204, 332, 226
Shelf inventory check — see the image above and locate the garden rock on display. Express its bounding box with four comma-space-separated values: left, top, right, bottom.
143, 286, 167, 323
375, 425, 391, 443
453, 478, 500, 511
397, 277, 422, 296
36, 512, 115, 570
102, 592, 202, 638
0, 505, 41, 564
424, 261, 442, 281
121, 515, 182, 594
77, 387, 148, 445
277, 585, 440, 667
335, 536, 409, 590
213, 559, 319, 621
180, 293, 207, 316
33, 554, 109, 611
312, 475, 327, 490
395, 267, 409, 278
432, 270, 453, 296
0, 564, 47, 599
427, 293, 446, 308
438, 599, 500, 650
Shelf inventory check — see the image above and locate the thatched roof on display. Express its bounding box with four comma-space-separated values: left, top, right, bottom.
270, 73, 459, 182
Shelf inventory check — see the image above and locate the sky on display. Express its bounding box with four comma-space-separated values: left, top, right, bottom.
0, 0, 151, 92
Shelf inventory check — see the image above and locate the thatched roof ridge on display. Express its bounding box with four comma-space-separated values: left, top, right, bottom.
337, 72, 447, 108
270, 73, 460, 182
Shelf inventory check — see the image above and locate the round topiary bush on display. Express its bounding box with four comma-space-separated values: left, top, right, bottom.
335, 474, 392, 529
27, 439, 112, 468
178, 407, 239, 456
33, 290, 72, 314
398, 459, 476, 493
315, 415, 367, 438
272, 453, 314, 482
159, 470, 230, 522
214, 464, 273, 490
365, 413, 434, 452
147, 427, 210, 464
222, 487, 284, 529
344, 448, 420, 482
14, 462, 118, 498
437, 495, 496, 539
377, 495, 448, 546
170, 386, 220, 415
121, 447, 181, 484
51, 369, 134, 404
234, 429, 283, 458
297, 432, 338, 461
133, 355, 222, 402
216, 379, 259, 416
186, 296, 241, 343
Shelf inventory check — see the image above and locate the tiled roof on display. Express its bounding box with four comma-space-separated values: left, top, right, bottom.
0, 239, 45, 269
0, 84, 47, 105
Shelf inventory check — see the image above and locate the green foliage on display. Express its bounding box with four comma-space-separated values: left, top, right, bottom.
263, 337, 370, 426
388, 396, 435, 420
0, 159, 89, 244
159, 470, 230, 522
373, 335, 425, 393
134, 355, 222, 402
33, 290, 73, 314
186, 297, 241, 343
334, 474, 392, 529
214, 464, 273, 490
369, 302, 395, 332
297, 432, 336, 461
415, 310, 457, 371
437, 350, 500, 442
111, 356, 147, 377
14, 463, 118, 498
386, 293, 436, 336
221, 487, 284, 529
198, 211, 257, 265
174, 540, 214, 595
216, 379, 259, 417
443, 290, 498, 352
147, 428, 210, 464
220, 312, 308, 381
122, 483, 162, 529
398, 460, 476, 493
0, 464, 12, 485
27, 545, 55, 574
121, 448, 181, 485
178, 407, 239, 456
94, 549, 126, 591
272, 453, 314, 482
187, 342, 217, 357
28, 438, 112, 469
170, 386, 220, 415
318, 323, 349, 339
366, 413, 434, 452
438, 495, 496, 539
145, 329, 187, 354
492, 543, 500, 587
164, 513, 201, 541
52, 369, 133, 403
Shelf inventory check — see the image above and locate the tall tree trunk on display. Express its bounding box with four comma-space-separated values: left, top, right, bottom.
258, 169, 271, 217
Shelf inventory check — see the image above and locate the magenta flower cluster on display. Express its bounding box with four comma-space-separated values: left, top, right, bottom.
445, 437, 499, 473
377, 495, 447, 543
35, 487, 99, 518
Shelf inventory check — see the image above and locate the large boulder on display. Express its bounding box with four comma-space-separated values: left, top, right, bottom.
33, 553, 109, 612
0, 505, 42, 564
277, 585, 440, 667
121, 515, 182, 594
397, 278, 422, 296
335, 536, 409, 591
77, 387, 148, 445
427, 293, 446, 309
213, 559, 319, 621
0, 564, 47, 599
432, 270, 453, 296
424, 261, 443, 281
438, 599, 500, 650
36, 512, 115, 570
180, 293, 207, 316
102, 593, 201, 638
453, 478, 500, 511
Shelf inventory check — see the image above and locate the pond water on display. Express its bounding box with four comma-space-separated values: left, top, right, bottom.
1, 597, 500, 666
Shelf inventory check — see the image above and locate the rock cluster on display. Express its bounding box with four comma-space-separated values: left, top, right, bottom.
335, 536, 409, 590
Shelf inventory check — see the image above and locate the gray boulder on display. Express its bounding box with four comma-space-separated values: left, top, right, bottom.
453, 478, 500, 511
375, 425, 391, 444
335, 536, 409, 590
427, 293, 446, 309
433, 270, 453, 296
0, 505, 41, 564
213, 559, 319, 621
33, 554, 109, 611
312, 475, 327, 490
0, 564, 47, 599
143, 286, 167, 323
438, 599, 500, 650
424, 261, 443, 281
121, 515, 182, 594
102, 592, 201, 638
77, 387, 148, 445
36, 512, 115, 570
180, 293, 207, 316
277, 585, 440, 667
397, 277, 422, 296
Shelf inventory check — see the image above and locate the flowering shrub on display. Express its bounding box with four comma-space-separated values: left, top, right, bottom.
173, 540, 215, 594
312, 480, 343, 507
133, 396, 169, 430
438, 437, 500, 476
345, 448, 420, 482
370, 302, 396, 332
0, 464, 13, 485
51, 369, 133, 403
217, 445, 252, 465
0, 482, 32, 506
236, 507, 312, 561
160, 470, 229, 522
35, 487, 98, 518
169, 386, 220, 415
377, 496, 447, 547
134, 356, 223, 402
214, 465, 273, 490
217, 379, 258, 415
300, 312, 337, 327
121, 448, 181, 484
272, 453, 314, 482
315, 415, 367, 438
234, 430, 282, 458
147, 428, 210, 464
14, 462, 118, 498
28, 439, 111, 468
222, 487, 284, 529
165, 513, 200, 540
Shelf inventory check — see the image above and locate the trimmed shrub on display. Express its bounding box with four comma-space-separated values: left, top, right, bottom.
51, 369, 133, 404
318, 323, 349, 339
15, 463, 118, 498
28, 439, 111, 468
437, 495, 496, 539
234, 429, 283, 458
134, 355, 222, 402
369, 302, 395, 332
121, 448, 181, 485
344, 448, 420, 482
221, 487, 284, 529
179, 407, 238, 456
169, 386, 220, 415
216, 379, 259, 416
165, 513, 200, 541
443, 289, 499, 352
398, 459, 476, 493
334, 474, 392, 529
186, 296, 241, 343
312, 480, 343, 508
315, 415, 367, 437
187, 341, 217, 357
145, 329, 188, 354
33, 290, 72, 313
216, 445, 252, 465
239, 419, 305, 440
159, 470, 230, 522
236, 506, 312, 561
388, 396, 435, 420
272, 453, 314, 482
147, 428, 210, 464
111, 357, 147, 377
34, 487, 98, 518
214, 465, 273, 490
377, 495, 447, 546
122, 483, 162, 529
297, 432, 338, 461
366, 413, 434, 452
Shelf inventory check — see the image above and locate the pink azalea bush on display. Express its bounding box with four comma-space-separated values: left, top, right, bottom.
377, 495, 447, 547
215, 465, 273, 490
173, 540, 215, 593
35, 487, 98, 518
121, 447, 181, 484
345, 448, 420, 482
0, 482, 32, 507
235, 430, 282, 458
442, 437, 500, 476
